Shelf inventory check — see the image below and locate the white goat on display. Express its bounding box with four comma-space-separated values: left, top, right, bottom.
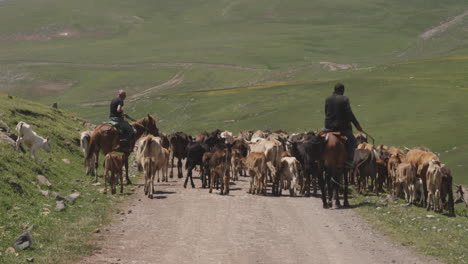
80, 131, 95, 176
16, 121, 51, 162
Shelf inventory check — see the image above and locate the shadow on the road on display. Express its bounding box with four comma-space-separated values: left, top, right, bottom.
154, 190, 177, 195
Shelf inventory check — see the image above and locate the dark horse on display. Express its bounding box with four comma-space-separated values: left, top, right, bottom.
320, 133, 349, 208
86, 114, 159, 184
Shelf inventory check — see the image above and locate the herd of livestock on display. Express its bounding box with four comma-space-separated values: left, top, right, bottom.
12, 115, 456, 216
79, 123, 456, 215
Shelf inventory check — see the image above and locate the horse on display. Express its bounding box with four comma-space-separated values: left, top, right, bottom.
86, 114, 159, 184
320, 132, 349, 208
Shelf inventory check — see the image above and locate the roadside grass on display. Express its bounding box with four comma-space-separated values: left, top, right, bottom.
350, 191, 468, 263
0, 95, 132, 263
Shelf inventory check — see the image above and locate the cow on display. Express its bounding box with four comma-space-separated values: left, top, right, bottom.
209, 149, 230, 195
406, 149, 438, 198
426, 159, 443, 212
230, 139, 249, 179
352, 149, 377, 194
156, 148, 170, 183
185, 131, 225, 188
278, 156, 302, 196
220, 130, 235, 144
80, 131, 95, 176
201, 152, 213, 188
143, 157, 157, 198
236, 130, 253, 142
249, 139, 284, 195
290, 134, 325, 197
387, 153, 406, 195
103, 152, 127, 194
243, 152, 267, 195
394, 162, 417, 205
135, 135, 166, 197
15, 121, 51, 162
355, 132, 368, 144
439, 165, 455, 215
169, 132, 191, 178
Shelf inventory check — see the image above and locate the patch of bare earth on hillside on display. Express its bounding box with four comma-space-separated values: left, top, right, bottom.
33, 81, 74, 92
420, 10, 468, 40
0, 25, 82, 42
320, 61, 356, 71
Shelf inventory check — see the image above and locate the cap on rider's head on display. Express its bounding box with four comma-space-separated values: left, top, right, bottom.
334, 83, 345, 95
118, 89, 126, 98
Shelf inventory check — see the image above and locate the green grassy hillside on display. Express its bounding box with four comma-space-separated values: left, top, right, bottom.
0, 0, 467, 183
0, 95, 126, 263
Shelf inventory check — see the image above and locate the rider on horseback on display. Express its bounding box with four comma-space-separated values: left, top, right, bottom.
324, 83, 363, 168
110, 90, 135, 151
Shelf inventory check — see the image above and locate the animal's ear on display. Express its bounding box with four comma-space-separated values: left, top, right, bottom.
147, 114, 152, 120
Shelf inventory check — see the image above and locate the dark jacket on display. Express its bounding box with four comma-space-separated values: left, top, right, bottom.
324, 93, 360, 131
110, 97, 124, 118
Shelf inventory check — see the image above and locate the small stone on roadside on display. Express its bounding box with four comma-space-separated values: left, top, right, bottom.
55, 200, 66, 211
426, 214, 435, 218
94, 229, 100, 233
92, 182, 101, 186
5, 247, 16, 254
65, 192, 81, 203
27, 257, 34, 262
37, 175, 51, 187
127, 210, 132, 214
14, 232, 33, 250
62, 158, 71, 164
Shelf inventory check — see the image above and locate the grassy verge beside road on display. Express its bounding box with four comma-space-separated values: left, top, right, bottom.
0, 95, 133, 263
351, 191, 468, 263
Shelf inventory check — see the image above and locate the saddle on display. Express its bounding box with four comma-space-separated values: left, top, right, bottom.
318, 131, 348, 142
103, 121, 123, 134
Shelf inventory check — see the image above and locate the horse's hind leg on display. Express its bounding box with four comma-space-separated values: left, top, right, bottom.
177, 158, 183, 178
333, 170, 341, 208
317, 169, 328, 208
184, 165, 193, 189
344, 169, 350, 208
326, 169, 333, 208
124, 155, 132, 185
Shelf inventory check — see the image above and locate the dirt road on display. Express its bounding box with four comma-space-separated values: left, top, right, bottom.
80, 175, 439, 264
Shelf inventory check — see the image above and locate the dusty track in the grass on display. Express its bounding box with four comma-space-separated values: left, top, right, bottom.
79, 172, 440, 264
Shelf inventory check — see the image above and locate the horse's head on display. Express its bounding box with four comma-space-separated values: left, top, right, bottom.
143, 114, 159, 136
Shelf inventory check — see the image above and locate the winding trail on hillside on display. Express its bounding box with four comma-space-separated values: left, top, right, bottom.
79, 172, 439, 264
9, 61, 264, 71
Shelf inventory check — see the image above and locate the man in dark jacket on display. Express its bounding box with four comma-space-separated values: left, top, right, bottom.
324, 83, 363, 168
109, 90, 135, 151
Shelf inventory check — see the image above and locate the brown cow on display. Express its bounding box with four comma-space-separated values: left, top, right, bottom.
406, 149, 438, 197
387, 153, 406, 195
209, 149, 230, 195
426, 159, 443, 212
243, 152, 267, 195
394, 162, 418, 205
143, 157, 157, 198
103, 152, 127, 194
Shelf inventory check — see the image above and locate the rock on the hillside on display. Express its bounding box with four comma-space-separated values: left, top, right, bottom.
37, 175, 51, 187
65, 192, 80, 203
27, 257, 34, 262
0, 131, 16, 147
52, 192, 66, 201
14, 232, 33, 250
62, 158, 71, 164
5, 247, 16, 254
55, 200, 66, 211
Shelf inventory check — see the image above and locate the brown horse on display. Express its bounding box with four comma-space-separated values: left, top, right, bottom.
86, 114, 159, 184
320, 133, 349, 208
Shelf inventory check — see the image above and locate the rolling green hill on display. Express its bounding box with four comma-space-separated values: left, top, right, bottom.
0, 0, 467, 183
